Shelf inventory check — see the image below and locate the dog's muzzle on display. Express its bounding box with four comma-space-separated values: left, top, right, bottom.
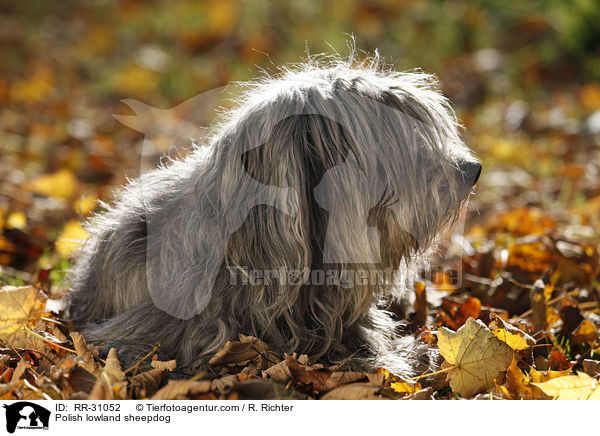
459, 161, 482, 194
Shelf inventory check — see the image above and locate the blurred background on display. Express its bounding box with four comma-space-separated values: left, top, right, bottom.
1, 0, 599, 297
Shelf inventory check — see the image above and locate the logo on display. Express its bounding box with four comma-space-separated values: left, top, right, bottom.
3, 402, 50, 433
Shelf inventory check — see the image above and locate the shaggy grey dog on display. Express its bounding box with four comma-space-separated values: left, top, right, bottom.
67, 54, 481, 378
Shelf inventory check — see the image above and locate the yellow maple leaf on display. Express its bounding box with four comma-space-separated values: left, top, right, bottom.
532, 373, 600, 400
0, 285, 48, 344
438, 317, 514, 398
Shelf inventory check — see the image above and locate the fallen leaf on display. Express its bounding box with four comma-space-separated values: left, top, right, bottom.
0, 285, 48, 346
437, 317, 514, 398
102, 348, 126, 384
459, 297, 482, 323
532, 372, 600, 400
151, 379, 212, 400
529, 367, 572, 383
496, 358, 550, 399
23, 168, 79, 199
530, 278, 549, 332
547, 349, 571, 371
55, 220, 88, 258
6, 212, 26, 230
321, 383, 394, 400
559, 305, 584, 337
263, 358, 292, 384
150, 359, 176, 372
571, 320, 598, 345
285, 356, 332, 392
400, 387, 435, 400
88, 380, 110, 400
413, 281, 428, 327
70, 332, 100, 377
129, 367, 171, 398
390, 380, 422, 396
490, 315, 535, 350
209, 334, 275, 369
11, 359, 28, 383
582, 360, 600, 377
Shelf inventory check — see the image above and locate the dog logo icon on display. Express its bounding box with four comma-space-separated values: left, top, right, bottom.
3, 402, 50, 433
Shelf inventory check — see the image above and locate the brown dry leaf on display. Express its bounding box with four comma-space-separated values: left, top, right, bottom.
532, 372, 600, 400
582, 360, 600, 377
325, 371, 369, 390
263, 358, 292, 384
437, 317, 514, 398
88, 380, 111, 400
413, 281, 428, 327
321, 383, 394, 400
547, 349, 571, 371
209, 334, 274, 369
102, 348, 126, 384
226, 379, 300, 400
459, 297, 482, 324
150, 359, 177, 372
400, 387, 434, 400
34, 375, 63, 400
65, 367, 97, 395
0, 285, 48, 346
489, 314, 535, 350
264, 354, 367, 392
530, 278, 549, 332
438, 297, 482, 330
11, 359, 28, 382
210, 374, 238, 395
151, 379, 212, 400
129, 367, 171, 398
559, 305, 584, 337
572, 320, 598, 345
70, 332, 100, 377
285, 356, 332, 392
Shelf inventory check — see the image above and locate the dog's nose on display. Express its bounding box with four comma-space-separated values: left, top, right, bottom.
459, 161, 482, 186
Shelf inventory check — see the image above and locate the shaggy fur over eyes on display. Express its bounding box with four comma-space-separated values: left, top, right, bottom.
67, 52, 481, 378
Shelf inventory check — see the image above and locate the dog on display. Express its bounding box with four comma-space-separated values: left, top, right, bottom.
67, 53, 481, 378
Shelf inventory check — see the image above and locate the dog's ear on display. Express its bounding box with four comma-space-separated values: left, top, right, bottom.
222, 118, 314, 307
143, 122, 302, 320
